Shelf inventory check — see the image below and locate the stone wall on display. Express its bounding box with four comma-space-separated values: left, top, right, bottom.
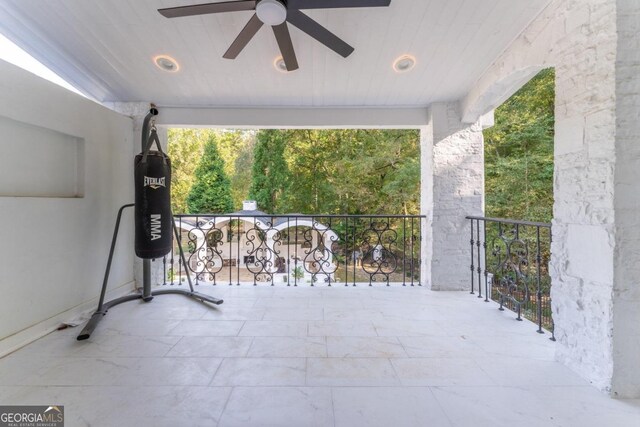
421, 103, 484, 291
461, 0, 640, 397
549, 0, 618, 395
612, 0, 640, 398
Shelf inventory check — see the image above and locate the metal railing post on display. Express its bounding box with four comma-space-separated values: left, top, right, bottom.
466, 215, 553, 337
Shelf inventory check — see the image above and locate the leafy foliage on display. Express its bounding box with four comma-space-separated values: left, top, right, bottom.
249, 129, 420, 215
484, 68, 555, 223
186, 135, 234, 214
169, 129, 255, 212
213, 130, 256, 208
249, 130, 290, 213
171, 128, 419, 215
167, 128, 207, 214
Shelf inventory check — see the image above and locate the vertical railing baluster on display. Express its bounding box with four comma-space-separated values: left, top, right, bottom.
470, 218, 475, 294
286, 217, 291, 287
309, 215, 315, 287
178, 217, 183, 286
549, 228, 555, 341
194, 216, 200, 286
173, 218, 179, 285
344, 216, 348, 286
385, 216, 391, 287
476, 219, 482, 298
368, 216, 373, 287
417, 217, 422, 286
410, 216, 415, 286
238, 217, 242, 286
483, 220, 489, 302
536, 225, 543, 334
294, 216, 298, 286
162, 255, 167, 286
352, 217, 357, 286
237, 216, 241, 286
327, 216, 332, 287
402, 216, 407, 286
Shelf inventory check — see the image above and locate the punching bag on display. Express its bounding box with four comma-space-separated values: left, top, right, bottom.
134, 128, 172, 259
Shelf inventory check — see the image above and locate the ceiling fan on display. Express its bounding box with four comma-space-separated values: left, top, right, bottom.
158, 0, 392, 72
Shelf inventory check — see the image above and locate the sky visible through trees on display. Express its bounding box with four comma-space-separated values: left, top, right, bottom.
168, 69, 554, 220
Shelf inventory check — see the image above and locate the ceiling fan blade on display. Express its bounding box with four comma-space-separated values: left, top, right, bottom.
273, 23, 299, 71
286, 0, 390, 10
287, 10, 354, 58
223, 14, 264, 59
158, 0, 256, 18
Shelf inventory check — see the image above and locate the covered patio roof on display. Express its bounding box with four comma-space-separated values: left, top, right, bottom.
0, 0, 549, 110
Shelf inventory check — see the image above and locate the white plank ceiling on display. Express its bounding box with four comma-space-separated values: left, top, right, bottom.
0, 0, 550, 107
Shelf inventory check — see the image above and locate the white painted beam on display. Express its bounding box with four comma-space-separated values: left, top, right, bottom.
460, 66, 543, 124
154, 107, 429, 129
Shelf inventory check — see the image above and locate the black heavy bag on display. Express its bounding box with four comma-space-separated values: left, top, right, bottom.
134, 129, 172, 259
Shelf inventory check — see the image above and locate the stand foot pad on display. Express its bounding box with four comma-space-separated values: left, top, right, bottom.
77, 290, 223, 341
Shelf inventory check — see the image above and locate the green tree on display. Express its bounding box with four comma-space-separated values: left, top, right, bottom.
212, 130, 256, 208
168, 128, 208, 213
169, 129, 255, 212
230, 133, 256, 208
249, 130, 290, 213
280, 129, 337, 213
278, 129, 419, 215
173, 127, 420, 216
186, 136, 234, 214
484, 68, 555, 222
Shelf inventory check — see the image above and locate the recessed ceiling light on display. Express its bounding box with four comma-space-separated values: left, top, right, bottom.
393, 55, 416, 73
154, 55, 180, 72
274, 56, 288, 73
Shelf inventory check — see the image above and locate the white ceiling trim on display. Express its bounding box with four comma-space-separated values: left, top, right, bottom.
155, 106, 429, 128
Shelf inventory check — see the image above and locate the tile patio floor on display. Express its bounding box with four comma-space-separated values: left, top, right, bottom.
1, 285, 639, 426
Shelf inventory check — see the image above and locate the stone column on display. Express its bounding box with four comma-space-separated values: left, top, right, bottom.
421, 103, 485, 290
611, 0, 640, 398
547, 0, 624, 396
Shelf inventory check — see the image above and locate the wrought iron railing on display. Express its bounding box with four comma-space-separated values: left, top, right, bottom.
160, 214, 424, 287
466, 216, 554, 339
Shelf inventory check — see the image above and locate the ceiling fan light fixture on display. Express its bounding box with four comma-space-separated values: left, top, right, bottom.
256, 0, 287, 26
274, 56, 288, 72
393, 55, 416, 73
154, 55, 180, 72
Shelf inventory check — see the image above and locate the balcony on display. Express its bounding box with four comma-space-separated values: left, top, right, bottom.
1, 213, 638, 425
1, 0, 640, 424
163, 214, 423, 287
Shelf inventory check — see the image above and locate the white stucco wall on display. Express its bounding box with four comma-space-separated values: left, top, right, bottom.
0, 60, 135, 355
462, 0, 639, 397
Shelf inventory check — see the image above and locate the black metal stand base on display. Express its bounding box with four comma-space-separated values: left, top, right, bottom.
77, 202, 223, 341
77, 289, 222, 341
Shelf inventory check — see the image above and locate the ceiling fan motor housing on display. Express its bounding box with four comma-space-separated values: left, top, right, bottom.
256, 0, 287, 26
